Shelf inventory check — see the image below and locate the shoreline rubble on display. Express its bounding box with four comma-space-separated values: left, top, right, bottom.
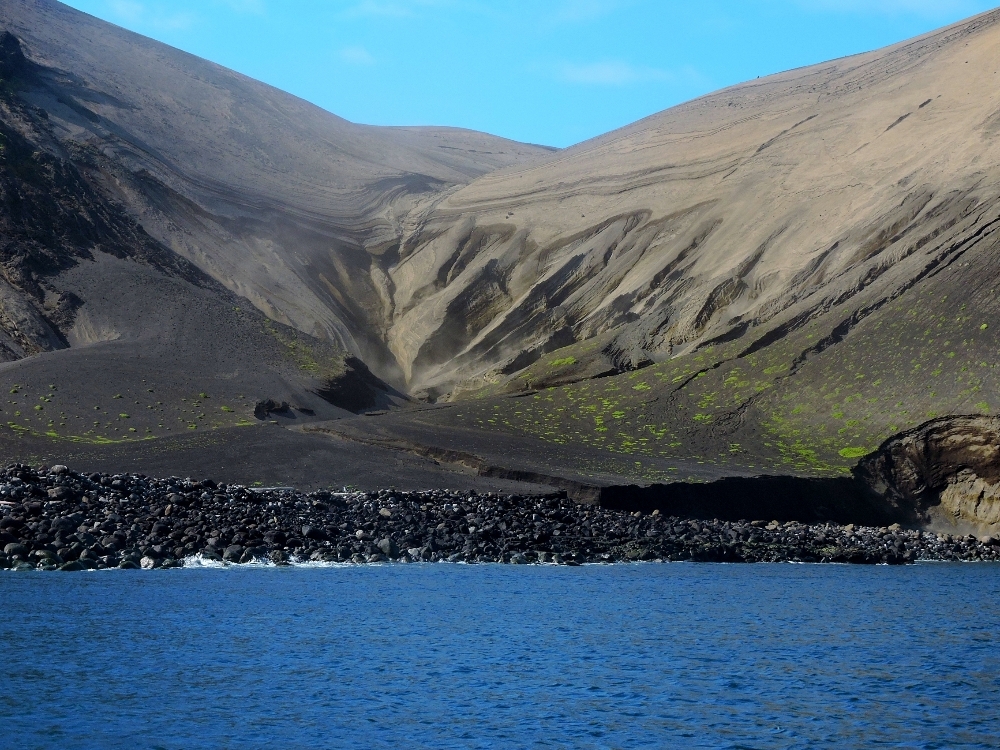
0, 464, 998, 571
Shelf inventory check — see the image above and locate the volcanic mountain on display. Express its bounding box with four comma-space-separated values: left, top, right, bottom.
1, 0, 1000, 530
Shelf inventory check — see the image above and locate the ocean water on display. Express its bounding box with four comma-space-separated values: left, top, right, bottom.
2, 563, 999, 750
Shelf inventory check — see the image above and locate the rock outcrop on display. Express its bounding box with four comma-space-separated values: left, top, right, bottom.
857, 416, 1000, 534
0, 30, 27, 79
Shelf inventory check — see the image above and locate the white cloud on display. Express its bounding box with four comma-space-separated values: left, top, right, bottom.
340, 45, 376, 65
558, 60, 700, 86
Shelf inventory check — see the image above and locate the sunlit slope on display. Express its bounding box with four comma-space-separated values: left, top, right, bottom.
388, 9, 1000, 397
433, 233, 1000, 480
4, 0, 1000, 481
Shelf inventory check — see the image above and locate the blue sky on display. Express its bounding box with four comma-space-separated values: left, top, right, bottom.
60, 0, 997, 147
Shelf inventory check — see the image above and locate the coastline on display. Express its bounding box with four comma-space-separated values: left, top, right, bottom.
2, 464, 998, 570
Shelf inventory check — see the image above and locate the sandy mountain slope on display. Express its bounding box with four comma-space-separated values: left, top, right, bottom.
315, 5, 1000, 528
0, 0, 552, 383
0, 35, 387, 445
0, 0, 550, 454
5, 0, 1000, 516
387, 8, 1000, 398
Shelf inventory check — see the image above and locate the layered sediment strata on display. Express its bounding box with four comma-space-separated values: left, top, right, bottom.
1, 464, 998, 569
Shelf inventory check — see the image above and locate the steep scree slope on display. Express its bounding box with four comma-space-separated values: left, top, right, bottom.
0, 26, 405, 443
0, 0, 553, 384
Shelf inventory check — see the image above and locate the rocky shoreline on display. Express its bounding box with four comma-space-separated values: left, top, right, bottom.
0, 464, 998, 570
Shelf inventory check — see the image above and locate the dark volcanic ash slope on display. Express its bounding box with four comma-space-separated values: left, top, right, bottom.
0, 1, 552, 458
0, 28, 400, 444
0, 30, 196, 360
0, 0, 553, 383
5, 0, 1000, 531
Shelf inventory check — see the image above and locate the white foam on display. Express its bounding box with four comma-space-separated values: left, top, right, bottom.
179, 553, 366, 569
181, 554, 232, 569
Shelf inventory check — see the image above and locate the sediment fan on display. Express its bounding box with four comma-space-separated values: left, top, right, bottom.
0, 0, 999, 533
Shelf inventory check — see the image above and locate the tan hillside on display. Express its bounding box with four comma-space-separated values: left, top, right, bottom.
386, 9, 1000, 396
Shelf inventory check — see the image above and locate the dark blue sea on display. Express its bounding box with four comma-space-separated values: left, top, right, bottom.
2, 562, 999, 750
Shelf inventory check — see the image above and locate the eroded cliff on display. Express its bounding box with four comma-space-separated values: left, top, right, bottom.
857, 416, 1000, 534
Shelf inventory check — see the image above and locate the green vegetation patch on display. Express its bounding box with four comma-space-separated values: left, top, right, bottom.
263, 319, 344, 378
838, 447, 870, 459
550, 357, 577, 368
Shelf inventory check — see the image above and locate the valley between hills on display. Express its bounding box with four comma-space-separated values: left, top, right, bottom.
1, 0, 1000, 534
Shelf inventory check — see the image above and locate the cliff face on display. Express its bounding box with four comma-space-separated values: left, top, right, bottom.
858, 416, 1000, 535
